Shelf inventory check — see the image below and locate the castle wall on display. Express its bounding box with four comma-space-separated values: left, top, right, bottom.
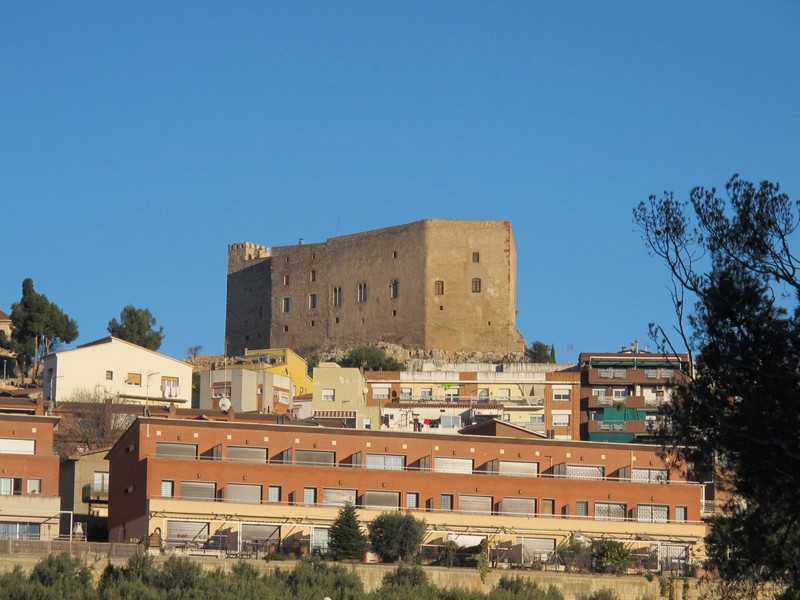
225, 243, 272, 355
225, 220, 525, 356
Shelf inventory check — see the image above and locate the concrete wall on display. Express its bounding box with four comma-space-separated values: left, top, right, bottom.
0, 555, 708, 599
225, 220, 526, 356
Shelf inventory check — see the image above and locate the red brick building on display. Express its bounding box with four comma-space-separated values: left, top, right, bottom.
108, 413, 706, 563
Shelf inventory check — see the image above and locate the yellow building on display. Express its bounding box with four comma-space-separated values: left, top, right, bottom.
241, 348, 313, 397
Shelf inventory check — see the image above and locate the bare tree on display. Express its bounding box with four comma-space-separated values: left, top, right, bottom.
54, 388, 137, 456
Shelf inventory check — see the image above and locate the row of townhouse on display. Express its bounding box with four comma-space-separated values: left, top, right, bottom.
1, 393, 706, 567
300, 346, 691, 443
106, 412, 706, 566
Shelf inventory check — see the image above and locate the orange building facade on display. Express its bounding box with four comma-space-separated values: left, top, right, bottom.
108, 415, 706, 563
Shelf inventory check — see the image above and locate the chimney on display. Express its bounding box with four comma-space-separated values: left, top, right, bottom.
299, 238, 305, 245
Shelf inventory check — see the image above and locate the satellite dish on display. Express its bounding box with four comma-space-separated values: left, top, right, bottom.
218, 396, 231, 413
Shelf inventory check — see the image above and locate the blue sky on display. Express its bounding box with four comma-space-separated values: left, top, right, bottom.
2, 2, 798, 362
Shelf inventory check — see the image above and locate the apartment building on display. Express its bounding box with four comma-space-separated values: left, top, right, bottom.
198, 369, 292, 414
580, 347, 692, 443
365, 362, 581, 439
42, 337, 193, 407
107, 415, 706, 564
0, 398, 61, 540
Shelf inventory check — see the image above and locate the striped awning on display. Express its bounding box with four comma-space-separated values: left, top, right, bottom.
313, 410, 357, 419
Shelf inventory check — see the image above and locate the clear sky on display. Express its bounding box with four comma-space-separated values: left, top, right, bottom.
2, 2, 798, 362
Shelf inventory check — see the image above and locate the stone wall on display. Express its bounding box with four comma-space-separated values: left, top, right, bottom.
225, 220, 526, 357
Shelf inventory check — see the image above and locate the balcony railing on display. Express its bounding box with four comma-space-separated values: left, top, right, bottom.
392, 395, 545, 406
82, 483, 109, 503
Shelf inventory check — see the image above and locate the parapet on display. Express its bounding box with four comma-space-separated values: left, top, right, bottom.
228, 242, 271, 273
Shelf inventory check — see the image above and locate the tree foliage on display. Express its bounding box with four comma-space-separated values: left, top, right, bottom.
367, 511, 426, 563
590, 539, 632, 575
342, 345, 404, 371
8, 278, 78, 380
108, 305, 164, 351
525, 341, 556, 363
634, 175, 800, 597
329, 501, 368, 560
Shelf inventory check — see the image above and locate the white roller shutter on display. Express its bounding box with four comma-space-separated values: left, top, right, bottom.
227, 446, 268, 463
498, 461, 538, 477
227, 484, 262, 504
295, 450, 335, 466
156, 443, 197, 459
447, 534, 486, 547
363, 490, 400, 509
458, 494, 492, 514
0, 439, 35, 455
322, 488, 356, 507
434, 457, 473, 474
365, 454, 405, 470
180, 481, 216, 500
502, 497, 536, 516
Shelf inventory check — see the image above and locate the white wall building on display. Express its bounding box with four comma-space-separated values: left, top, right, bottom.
42, 337, 193, 406
198, 368, 292, 413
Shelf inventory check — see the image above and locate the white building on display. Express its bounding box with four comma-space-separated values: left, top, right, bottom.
198, 368, 292, 413
42, 337, 193, 406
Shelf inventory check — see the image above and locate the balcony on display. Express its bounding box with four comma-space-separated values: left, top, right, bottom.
588, 395, 667, 410
588, 420, 654, 435
82, 483, 109, 503
587, 367, 681, 386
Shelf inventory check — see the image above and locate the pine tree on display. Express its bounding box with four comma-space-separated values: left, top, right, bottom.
328, 502, 367, 561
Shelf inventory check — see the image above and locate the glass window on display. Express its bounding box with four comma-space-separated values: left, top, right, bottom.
283, 274, 289, 285
309, 270, 316, 282
420, 388, 432, 400
471, 278, 481, 293
390, 280, 399, 299
407, 492, 419, 509
308, 294, 317, 309
303, 487, 317, 505
472, 252, 480, 263
576, 500, 589, 517
105, 370, 113, 380
282, 297, 291, 312
161, 480, 174, 498
126, 373, 142, 386
541, 498, 555, 515
400, 387, 411, 400
268, 486, 281, 503
322, 388, 335, 402
441, 494, 453, 511
332, 286, 342, 306
676, 506, 687, 522
93, 472, 109, 493
434, 280, 444, 295
553, 412, 571, 426
357, 283, 368, 303
27, 479, 41, 494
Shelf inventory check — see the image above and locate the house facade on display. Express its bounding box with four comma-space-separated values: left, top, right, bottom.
580, 347, 692, 443
59, 448, 110, 540
198, 369, 292, 414
365, 362, 581, 439
42, 337, 193, 406
0, 398, 61, 540
107, 415, 706, 564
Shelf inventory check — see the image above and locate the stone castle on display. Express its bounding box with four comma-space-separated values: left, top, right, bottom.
225, 219, 526, 356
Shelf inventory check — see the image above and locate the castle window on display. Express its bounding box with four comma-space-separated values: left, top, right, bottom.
332, 286, 342, 306
308, 294, 317, 309
472, 252, 480, 263
357, 283, 368, 303
283, 325, 288, 332
282, 297, 291, 312
471, 278, 482, 293
392, 250, 397, 258
309, 270, 316, 282
283, 274, 290, 286
390, 280, 399, 299
392, 310, 397, 317
434, 280, 444, 295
